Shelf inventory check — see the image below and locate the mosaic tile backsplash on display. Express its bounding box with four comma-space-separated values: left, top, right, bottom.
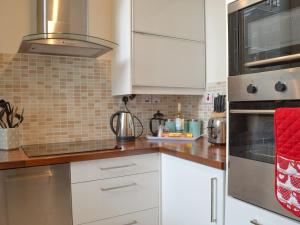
0, 53, 226, 145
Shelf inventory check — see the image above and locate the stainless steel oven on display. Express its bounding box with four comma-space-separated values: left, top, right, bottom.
228, 0, 300, 76
228, 72, 300, 222
228, 1, 300, 219
228, 95, 300, 223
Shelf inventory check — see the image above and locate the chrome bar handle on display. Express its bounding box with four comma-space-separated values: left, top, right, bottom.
100, 163, 136, 171
101, 182, 137, 192
211, 177, 217, 223
250, 219, 263, 225
6, 170, 53, 181
123, 220, 138, 225
230, 109, 275, 114
245, 53, 300, 68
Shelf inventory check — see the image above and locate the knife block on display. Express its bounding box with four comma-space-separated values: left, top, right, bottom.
0, 128, 20, 150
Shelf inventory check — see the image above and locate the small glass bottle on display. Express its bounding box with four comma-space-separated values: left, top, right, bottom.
175, 103, 184, 132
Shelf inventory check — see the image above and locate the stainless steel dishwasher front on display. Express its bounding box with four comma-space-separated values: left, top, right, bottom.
0, 164, 72, 225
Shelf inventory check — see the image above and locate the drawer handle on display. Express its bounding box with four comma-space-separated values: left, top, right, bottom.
100, 163, 136, 171
123, 220, 138, 225
101, 182, 137, 191
250, 219, 263, 225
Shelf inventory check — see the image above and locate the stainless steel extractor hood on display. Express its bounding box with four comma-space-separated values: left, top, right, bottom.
18, 0, 117, 58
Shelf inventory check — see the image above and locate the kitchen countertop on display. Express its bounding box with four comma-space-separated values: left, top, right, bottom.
0, 137, 226, 170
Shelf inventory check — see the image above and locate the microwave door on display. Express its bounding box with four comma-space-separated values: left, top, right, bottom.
228, 0, 300, 76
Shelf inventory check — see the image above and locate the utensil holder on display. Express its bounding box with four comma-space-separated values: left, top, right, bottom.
0, 128, 20, 150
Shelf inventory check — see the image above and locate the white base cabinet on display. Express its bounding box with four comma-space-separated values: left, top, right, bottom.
225, 197, 299, 225
161, 154, 225, 225
71, 153, 160, 225
71, 153, 226, 225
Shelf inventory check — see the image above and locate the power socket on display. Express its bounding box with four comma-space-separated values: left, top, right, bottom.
143, 96, 152, 104
152, 96, 161, 104
205, 92, 214, 104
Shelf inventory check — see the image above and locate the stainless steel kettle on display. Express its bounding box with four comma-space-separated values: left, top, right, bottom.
110, 111, 143, 141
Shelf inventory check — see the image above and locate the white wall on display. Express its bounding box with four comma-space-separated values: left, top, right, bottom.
88, 0, 113, 59
0, 0, 36, 54
205, 0, 227, 83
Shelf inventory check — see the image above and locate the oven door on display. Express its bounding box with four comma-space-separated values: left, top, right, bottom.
228, 101, 300, 222
229, 0, 300, 76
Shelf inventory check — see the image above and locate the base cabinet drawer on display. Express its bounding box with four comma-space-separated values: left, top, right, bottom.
71, 153, 159, 183
225, 197, 300, 225
84, 208, 159, 225
72, 172, 159, 225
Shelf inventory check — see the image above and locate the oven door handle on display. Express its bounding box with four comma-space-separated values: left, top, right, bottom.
230, 109, 275, 114
245, 53, 300, 68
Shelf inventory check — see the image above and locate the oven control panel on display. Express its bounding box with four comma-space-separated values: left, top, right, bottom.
228, 67, 300, 101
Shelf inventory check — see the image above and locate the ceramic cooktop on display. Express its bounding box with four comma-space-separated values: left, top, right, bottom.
22, 140, 121, 157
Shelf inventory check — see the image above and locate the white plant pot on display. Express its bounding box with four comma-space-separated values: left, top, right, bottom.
0, 128, 20, 150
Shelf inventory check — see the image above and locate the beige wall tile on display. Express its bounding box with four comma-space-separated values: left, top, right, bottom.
0, 53, 225, 145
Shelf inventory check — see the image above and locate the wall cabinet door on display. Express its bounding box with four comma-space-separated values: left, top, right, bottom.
133, 33, 205, 89
132, 0, 205, 41
225, 197, 300, 225
161, 154, 225, 225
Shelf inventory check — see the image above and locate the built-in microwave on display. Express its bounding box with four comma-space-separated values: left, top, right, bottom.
228, 0, 300, 76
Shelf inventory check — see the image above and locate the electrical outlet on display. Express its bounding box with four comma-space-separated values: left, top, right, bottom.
143, 95, 152, 104
152, 96, 161, 104
205, 92, 214, 104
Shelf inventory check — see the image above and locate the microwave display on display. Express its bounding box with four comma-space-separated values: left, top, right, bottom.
229, 0, 300, 76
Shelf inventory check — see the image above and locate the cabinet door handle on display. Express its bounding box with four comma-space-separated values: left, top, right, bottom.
100, 182, 137, 191
100, 163, 136, 171
123, 220, 138, 225
250, 219, 263, 225
210, 177, 217, 223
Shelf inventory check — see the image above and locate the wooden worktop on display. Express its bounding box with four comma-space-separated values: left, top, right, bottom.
0, 137, 226, 170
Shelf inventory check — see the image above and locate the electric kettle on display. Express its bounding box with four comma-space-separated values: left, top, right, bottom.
110, 111, 143, 141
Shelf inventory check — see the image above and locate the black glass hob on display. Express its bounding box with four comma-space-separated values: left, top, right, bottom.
22, 140, 122, 157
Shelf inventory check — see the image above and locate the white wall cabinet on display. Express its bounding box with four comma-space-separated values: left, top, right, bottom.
133, 33, 205, 89
112, 0, 206, 96
132, 0, 205, 41
225, 197, 299, 225
161, 154, 225, 225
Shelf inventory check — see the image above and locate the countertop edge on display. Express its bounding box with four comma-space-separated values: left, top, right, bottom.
160, 147, 225, 170
0, 139, 226, 170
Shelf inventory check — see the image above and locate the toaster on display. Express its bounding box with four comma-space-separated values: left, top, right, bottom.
207, 117, 226, 145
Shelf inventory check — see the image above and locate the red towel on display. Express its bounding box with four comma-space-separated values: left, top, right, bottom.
275, 108, 300, 217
